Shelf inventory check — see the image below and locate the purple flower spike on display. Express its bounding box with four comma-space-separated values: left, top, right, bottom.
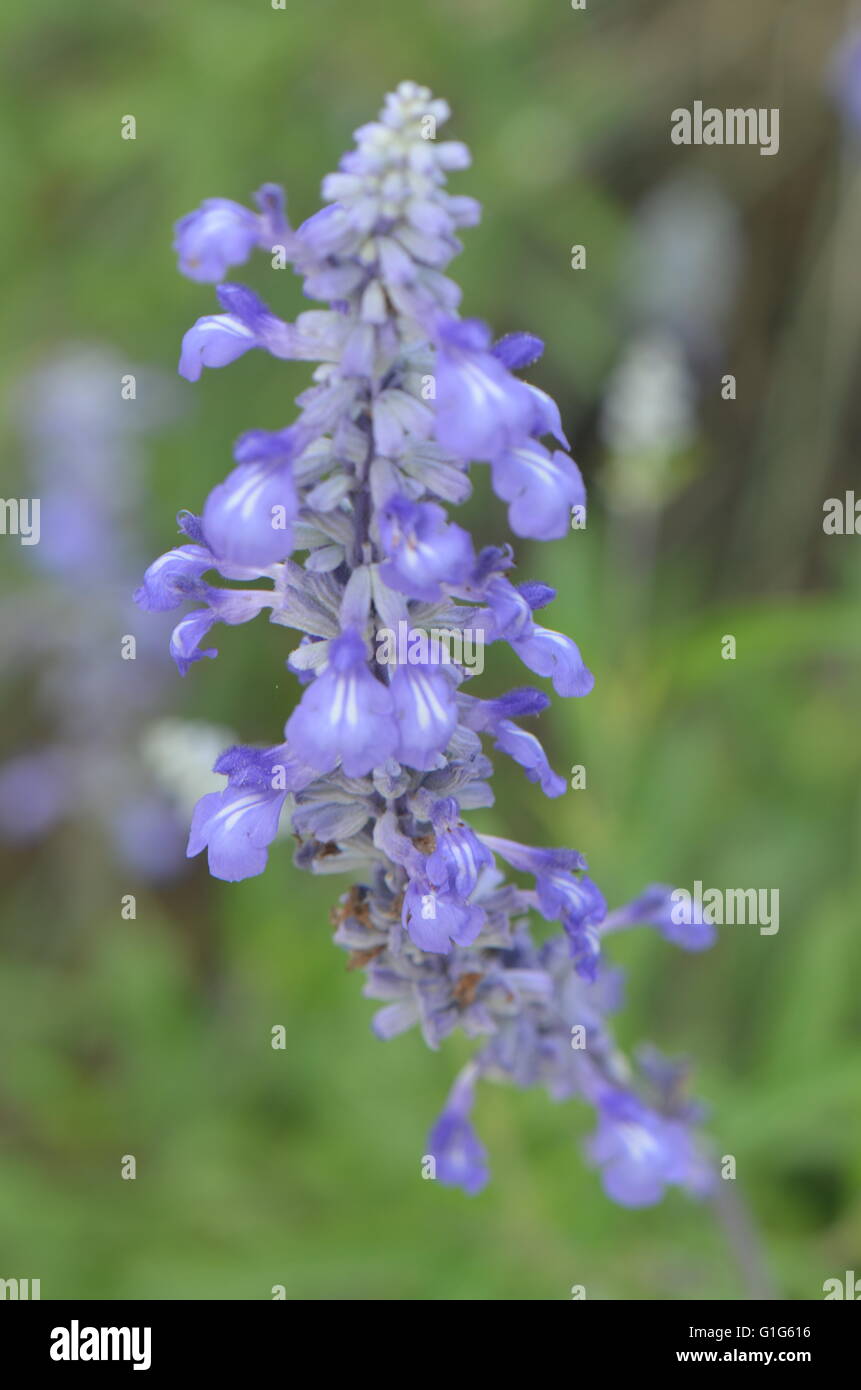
141, 82, 714, 1210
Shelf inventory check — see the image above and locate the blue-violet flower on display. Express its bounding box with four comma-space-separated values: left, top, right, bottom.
138, 82, 716, 1207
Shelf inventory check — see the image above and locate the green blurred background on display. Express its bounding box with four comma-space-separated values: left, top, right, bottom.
1, 0, 860, 1300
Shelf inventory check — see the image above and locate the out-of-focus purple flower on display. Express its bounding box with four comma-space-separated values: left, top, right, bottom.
492, 332, 544, 371
831, 29, 861, 138
587, 1090, 710, 1207
174, 185, 290, 283
2, 346, 197, 883
534, 868, 607, 935
0, 749, 70, 841
603, 883, 717, 951
112, 797, 188, 883
174, 198, 262, 282
481, 831, 605, 977
426, 1065, 489, 1195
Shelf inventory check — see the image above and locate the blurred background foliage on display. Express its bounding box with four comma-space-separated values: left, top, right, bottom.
1, 0, 860, 1300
